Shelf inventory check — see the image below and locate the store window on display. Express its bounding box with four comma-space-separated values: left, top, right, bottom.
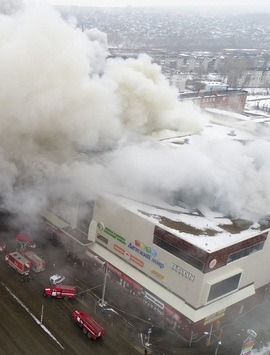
153, 236, 204, 271
227, 242, 264, 263
97, 234, 108, 245
207, 273, 241, 302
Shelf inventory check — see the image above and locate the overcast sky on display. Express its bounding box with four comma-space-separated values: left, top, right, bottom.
26, 0, 270, 12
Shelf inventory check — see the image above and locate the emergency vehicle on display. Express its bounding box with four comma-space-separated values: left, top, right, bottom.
23, 251, 45, 272
5, 252, 31, 275
72, 310, 105, 340
44, 285, 76, 300
16, 234, 36, 249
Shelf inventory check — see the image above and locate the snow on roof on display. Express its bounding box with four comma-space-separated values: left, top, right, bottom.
149, 109, 261, 146
104, 99, 270, 254
205, 108, 250, 122
157, 119, 257, 145
202, 81, 228, 86
106, 192, 262, 253
191, 108, 270, 142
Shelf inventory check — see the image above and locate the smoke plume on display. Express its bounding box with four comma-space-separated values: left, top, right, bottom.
0, 2, 269, 223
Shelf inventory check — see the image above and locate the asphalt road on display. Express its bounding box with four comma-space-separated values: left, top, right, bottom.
1, 228, 270, 355
0, 234, 142, 355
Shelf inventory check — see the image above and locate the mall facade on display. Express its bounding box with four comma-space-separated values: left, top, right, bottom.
41, 192, 270, 340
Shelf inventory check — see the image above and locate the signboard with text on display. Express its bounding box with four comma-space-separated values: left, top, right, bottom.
240, 336, 255, 355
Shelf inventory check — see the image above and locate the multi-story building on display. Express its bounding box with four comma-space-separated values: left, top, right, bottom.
41, 188, 270, 341
170, 73, 189, 91
179, 89, 248, 114
40, 115, 269, 342
237, 69, 270, 88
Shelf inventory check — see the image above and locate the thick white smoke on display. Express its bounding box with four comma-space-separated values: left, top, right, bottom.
0, 2, 268, 222
0, 0, 23, 15
253, 345, 270, 354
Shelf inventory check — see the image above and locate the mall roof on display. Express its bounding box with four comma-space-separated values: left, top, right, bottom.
105, 192, 265, 253
105, 111, 270, 253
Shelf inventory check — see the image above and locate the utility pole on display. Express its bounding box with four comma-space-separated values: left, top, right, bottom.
101, 263, 108, 308
189, 330, 194, 347
214, 341, 222, 355
209, 323, 213, 342
205, 323, 214, 345
40, 304, 44, 324
145, 326, 152, 347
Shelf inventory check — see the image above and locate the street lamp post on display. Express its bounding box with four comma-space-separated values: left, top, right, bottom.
189, 330, 194, 347
145, 326, 152, 347
101, 263, 108, 308
214, 341, 222, 355
204, 326, 222, 353
208, 323, 213, 342
204, 323, 214, 345
40, 304, 44, 324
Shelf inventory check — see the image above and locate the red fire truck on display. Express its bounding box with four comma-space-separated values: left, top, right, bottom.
44, 285, 76, 300
5, 252, 31, 275
23, 251, 45, 272
16, 234, 36, 249
72, 311, 105, 340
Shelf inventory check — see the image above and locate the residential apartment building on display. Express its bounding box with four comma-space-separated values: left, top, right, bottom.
237, 69, 270, 88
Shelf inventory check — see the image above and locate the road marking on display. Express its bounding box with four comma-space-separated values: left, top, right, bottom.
1, 282, 65, 350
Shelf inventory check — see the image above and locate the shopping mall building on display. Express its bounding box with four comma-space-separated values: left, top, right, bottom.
41, 190, 270, 340
40, 112, 270, 341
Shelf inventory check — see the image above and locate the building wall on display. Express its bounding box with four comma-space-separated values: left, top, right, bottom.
179, 90, 248, 113
170, 73, 188, 92
92, 194, 270, 310
40, 195, 270, 340
198, 91, 248, 113
237, 69, 270, 88
50, 198, 79, 229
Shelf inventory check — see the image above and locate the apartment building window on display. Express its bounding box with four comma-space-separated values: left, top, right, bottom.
227, 242, 264, 263
207, 273, 241, 302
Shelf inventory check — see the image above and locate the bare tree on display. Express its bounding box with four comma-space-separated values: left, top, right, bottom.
219, 57, 249, 88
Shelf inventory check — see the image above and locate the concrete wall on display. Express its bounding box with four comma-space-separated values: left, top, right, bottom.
92, 194, 270, 309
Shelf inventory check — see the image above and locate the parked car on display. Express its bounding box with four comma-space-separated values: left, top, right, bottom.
50, 274, 65, 285
0, 241, 6, 252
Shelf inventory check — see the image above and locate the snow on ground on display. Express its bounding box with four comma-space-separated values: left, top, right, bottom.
244, 88, 270, 123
